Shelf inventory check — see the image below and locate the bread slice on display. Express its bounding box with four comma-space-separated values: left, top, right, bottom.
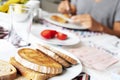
50, 15, 68, 23
40, 44, 78, 65
10, 57, 55, 80
63, 14, 71, 18
37, 44, 71, 68
16, 48, 63, 74
0, 60, 17, 80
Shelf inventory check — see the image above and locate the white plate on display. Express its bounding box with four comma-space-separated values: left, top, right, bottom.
0, 38, 82, 80
47, 46, 82, 80
31, 26, 80, 45
43, 13, 87, 30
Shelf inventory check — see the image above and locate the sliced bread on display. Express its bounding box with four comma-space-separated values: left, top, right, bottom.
41, 44, 78, 65
0, 60, 17, 80
37, 44, 71, 68
50, 15, 67, 23
15, 48, 63, 74
10, 57, 55, 80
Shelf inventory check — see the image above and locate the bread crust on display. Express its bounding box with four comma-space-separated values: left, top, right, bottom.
37, 44, 71, 68
16, 48, 63, 74
45, 45, 77, 65
10, 57, 55, 80
0, 60, 17, 80
38, 44, 77, 65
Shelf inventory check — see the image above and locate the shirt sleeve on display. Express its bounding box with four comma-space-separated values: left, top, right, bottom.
115, 1, 120, 21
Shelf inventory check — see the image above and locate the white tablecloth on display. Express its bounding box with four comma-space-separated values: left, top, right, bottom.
0, 31, 118, 80
1, 10, 120, 80
29, 24, 120, 80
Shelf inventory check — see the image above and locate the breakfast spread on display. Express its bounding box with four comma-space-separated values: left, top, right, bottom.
8, 46, 78, 80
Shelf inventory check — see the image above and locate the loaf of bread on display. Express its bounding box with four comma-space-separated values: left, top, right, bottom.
15, 48, 63, 75
10, 57, 55, 80
37, 44, 71, 68
0, 60, 17, 80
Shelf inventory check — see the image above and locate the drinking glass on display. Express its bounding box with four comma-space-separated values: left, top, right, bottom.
8, 4, 33, 48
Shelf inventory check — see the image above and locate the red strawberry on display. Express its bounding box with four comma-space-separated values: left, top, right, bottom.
56, 32, 67, 40
50, 30, 57, 38
41, 29, 57, 39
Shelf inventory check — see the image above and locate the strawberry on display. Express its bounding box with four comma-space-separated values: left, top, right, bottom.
50, 30, 57, 38
41, 29, 57, 39
56, 32, 68, 40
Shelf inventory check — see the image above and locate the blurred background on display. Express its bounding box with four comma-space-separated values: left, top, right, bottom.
0, 0, 61, 13
40, 0, 61, 13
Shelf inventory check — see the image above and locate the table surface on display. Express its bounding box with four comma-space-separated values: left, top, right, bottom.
30, 24, 120, 80
0, 11, 120, 80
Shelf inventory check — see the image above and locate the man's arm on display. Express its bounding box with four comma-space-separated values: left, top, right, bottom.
100, 22, 120, 37
71, 14, 120, 37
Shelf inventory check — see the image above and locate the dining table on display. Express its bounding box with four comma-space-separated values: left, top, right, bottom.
0, 9, 120, 80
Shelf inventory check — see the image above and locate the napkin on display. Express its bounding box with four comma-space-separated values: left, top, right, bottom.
65, 46, 118, 71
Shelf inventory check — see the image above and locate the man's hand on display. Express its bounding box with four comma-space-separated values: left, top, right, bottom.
71, 14, 103, 31
71, 14, 120, 37
58, 0, 76, 15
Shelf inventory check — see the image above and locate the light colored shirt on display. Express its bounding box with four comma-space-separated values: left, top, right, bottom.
71, 0, 120, 29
